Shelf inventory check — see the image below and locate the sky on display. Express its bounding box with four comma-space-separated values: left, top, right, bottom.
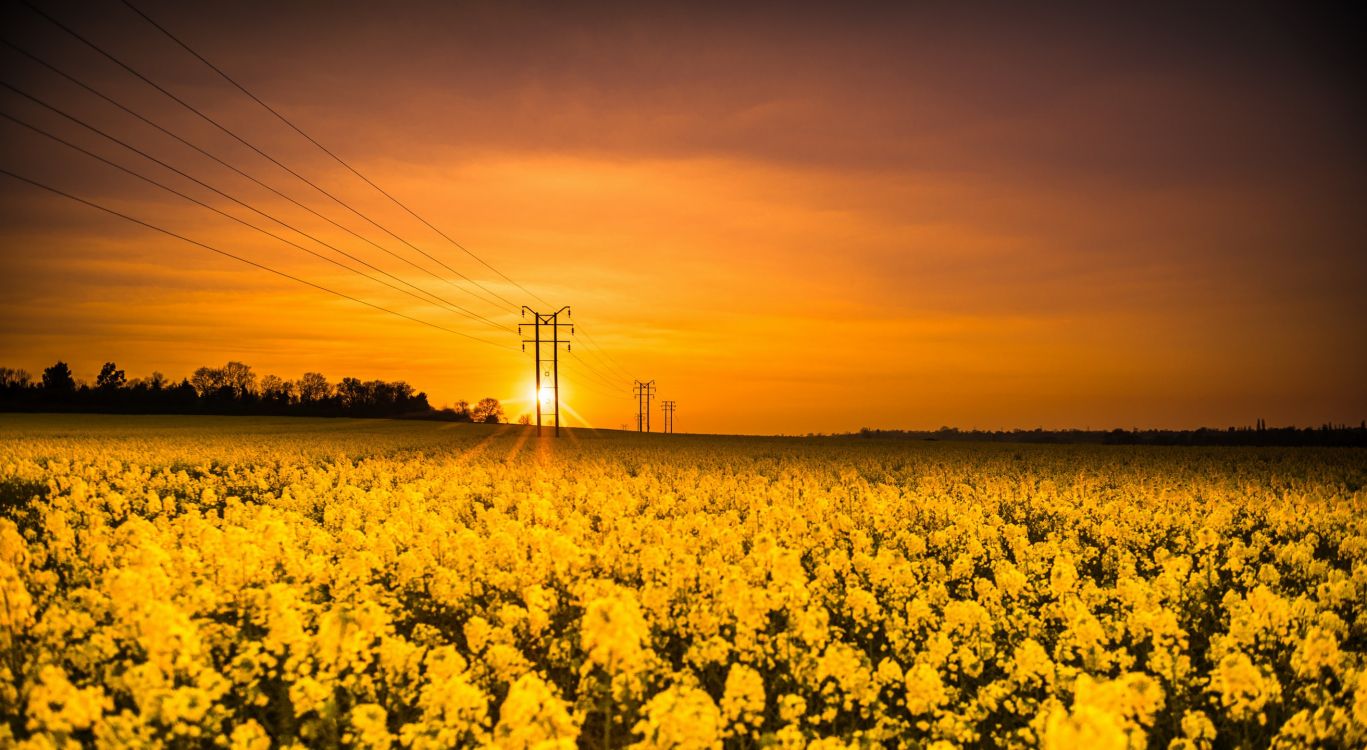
0, 0, 1363, 434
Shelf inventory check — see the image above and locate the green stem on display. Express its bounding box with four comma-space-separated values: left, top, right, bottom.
605, 698, 613, 749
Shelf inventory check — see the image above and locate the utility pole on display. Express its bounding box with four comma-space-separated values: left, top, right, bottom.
661, 400, 676, 434
633, 380, 656, 432
520, 306, 572, 437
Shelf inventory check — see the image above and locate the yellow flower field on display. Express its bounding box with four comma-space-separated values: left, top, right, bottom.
1, 414, 1364, 748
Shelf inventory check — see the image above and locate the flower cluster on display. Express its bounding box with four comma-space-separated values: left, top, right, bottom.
0, 415, 1364, 748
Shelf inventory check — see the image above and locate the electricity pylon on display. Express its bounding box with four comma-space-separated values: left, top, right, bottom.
633, 380, 656, 432
520, 306, 571, 437
661, 400, 676, 433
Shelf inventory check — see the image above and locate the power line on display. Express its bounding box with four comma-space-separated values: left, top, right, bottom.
564, 349, 628, 390
558, 370, 626, 404
120, 0, 554, 311
0, 166, 521, 351
571, 323, 635, 382
571, 321, 634, 379
554, 364, 630, 411
0, 37, 515, 327
571, 358, 627, 395
18, 0, 517, 315
0, 80, 514, 334
0, 110, 509, 339
566, 349, 628, 393
561, 363, 623, 395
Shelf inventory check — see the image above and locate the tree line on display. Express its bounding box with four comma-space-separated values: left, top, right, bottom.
849, 424, 1367, 447
0, 361, 506, 422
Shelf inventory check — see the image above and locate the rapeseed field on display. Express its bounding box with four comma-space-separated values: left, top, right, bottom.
1, 415, 1364, 748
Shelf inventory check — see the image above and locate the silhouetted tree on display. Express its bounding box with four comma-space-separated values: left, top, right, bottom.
390, 381, 415, 403
223, 361, 255, 398
0, 368, 30, 390
471, 397, 504, 424
190, 362, 256, 401
96, 362, 126, 391
297, 372, 331, 403
259, 375, 294, 404
337, 377, 366, 409
41, 361, 75, 392
170, 379, 198, 406
190, 366, 226, 397
367, 380, 391, 409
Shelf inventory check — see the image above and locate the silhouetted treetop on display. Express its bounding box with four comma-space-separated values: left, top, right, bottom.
0, 368, 30, 389
96, 362, 126, 391
0, 358, 502, 422
471, 397, 505, 424
41, 361, 75, 392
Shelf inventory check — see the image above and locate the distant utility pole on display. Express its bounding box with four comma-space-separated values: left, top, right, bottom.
633, 380, 656, 432
520, 306, 572, 437
661, 400, 676, 434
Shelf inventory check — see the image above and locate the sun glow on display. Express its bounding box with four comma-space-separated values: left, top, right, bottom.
541, 387, 555, 409
514, 381, 593, 429
528, 385, 556, 411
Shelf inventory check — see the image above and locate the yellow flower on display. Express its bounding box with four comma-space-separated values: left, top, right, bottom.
720, 664, 766, 733
229, 719, 271, 750
778, 693, 807, 726
874, 658, 904, 686
346, 704, 393, 749
1050, 554, 1078, 598
633, 685, 722, 750
25, 665, 110, 735
1210, 651, 1280, 724
464, 615, 492, 653
580, 594, 650, 676
1042, 673, 1163, 750
1291, 627, 1341, 679
400, 647, 490, 749
0, 558, 34, 636
492, 673, 578, 749
1044, 701, 1129, 750
903, 663, 947, 716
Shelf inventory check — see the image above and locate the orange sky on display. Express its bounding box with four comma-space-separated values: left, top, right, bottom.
1, 1, 1363, 433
